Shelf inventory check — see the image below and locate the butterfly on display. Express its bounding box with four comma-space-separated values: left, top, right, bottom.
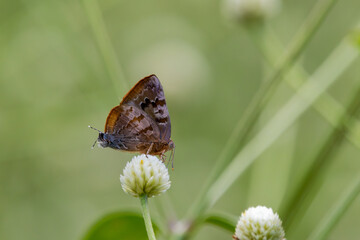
90, 74, 175, 161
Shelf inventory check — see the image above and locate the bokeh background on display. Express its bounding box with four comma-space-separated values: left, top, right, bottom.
1, 0, 360, 239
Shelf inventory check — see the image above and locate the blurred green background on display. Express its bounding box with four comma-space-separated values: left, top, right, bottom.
1, 0, 360, 239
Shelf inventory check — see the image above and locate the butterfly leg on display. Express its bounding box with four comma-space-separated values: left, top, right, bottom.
146, 143, 154, 155
118, 142, 128, 150
160, 151, 167, 162
167, 149, 174, 170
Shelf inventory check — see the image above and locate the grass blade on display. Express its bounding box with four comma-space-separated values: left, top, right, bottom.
280, 57, 360, 230
82, 0, 128, 98
249, 24, 360, 149
182, 37, 358, 240
186, 0, 340, 230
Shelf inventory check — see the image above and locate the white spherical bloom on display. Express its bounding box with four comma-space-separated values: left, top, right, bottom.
120, 154, 171, 198
223, 0, 281, 23
234, 206, 285, 240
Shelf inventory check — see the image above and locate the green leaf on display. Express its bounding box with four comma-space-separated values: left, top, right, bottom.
83, 211, 159, 240
204, 213, 237, 233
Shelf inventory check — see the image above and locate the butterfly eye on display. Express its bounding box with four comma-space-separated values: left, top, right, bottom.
169, 140, 175, 149
99, 133, 104, 139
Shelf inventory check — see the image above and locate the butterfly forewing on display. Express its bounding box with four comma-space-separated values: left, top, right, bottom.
105, 105, 161, 151
120, 75, 171, 141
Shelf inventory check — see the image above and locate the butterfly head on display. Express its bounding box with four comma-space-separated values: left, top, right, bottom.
97, 132, 109, 148
89, 125, 111, 148
168, 139, 175, 150
97, 132, 126, 149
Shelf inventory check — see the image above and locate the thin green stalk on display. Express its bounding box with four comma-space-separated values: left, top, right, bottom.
204, 213, 237, 233
82, 0, 128, 98
307, 176, 360, 240
249, 24, 360, 149
140, 195, 157, 240
280, 74, 360, 231
185, 0, 339, 230
182, 38, 358, 239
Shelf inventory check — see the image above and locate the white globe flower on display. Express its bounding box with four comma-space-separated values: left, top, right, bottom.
223, 0, 281, 23
120, 154, 171, 198
233, 206, 285, 240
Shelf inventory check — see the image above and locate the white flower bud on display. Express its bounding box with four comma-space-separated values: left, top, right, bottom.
120, 154, 171, 198
223, 0, 281, 24
233, 206, 285, 240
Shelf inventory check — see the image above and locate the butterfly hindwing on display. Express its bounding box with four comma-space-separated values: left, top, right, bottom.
105, 105, 160, 151
120, 75, 171, 141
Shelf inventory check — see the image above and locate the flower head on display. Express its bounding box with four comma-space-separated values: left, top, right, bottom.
233, 206, 285, 240
120, 154, 171, 198
223, 0, 281, 24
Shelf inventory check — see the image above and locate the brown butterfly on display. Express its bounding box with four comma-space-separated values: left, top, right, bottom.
90, 74, 175, 160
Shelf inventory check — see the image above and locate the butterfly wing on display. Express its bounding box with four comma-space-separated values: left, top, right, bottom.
105, 104, 161, 151
120, 74, 171, 142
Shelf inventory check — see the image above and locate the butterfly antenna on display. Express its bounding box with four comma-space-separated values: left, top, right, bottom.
88, 125, 102, 133
166, 159, 170, 168
91, 139, 98, 149
88, 125, 101, 149
170, 147, 175, 171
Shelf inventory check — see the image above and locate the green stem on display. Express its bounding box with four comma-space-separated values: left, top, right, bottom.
140, 195, 156, 240
183, 0, 339, 237
280, 72, 360, 231
307, 176, 360, 240
82, 0, 128, 98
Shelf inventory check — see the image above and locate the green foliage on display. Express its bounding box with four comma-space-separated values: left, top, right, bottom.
308, 177, 360, 240
83, 212, 158, 240
2, 0, 360, 239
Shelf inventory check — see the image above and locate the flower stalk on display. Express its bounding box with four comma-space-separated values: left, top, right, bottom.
140, 195, 157, 240
120, 155, 171, 239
